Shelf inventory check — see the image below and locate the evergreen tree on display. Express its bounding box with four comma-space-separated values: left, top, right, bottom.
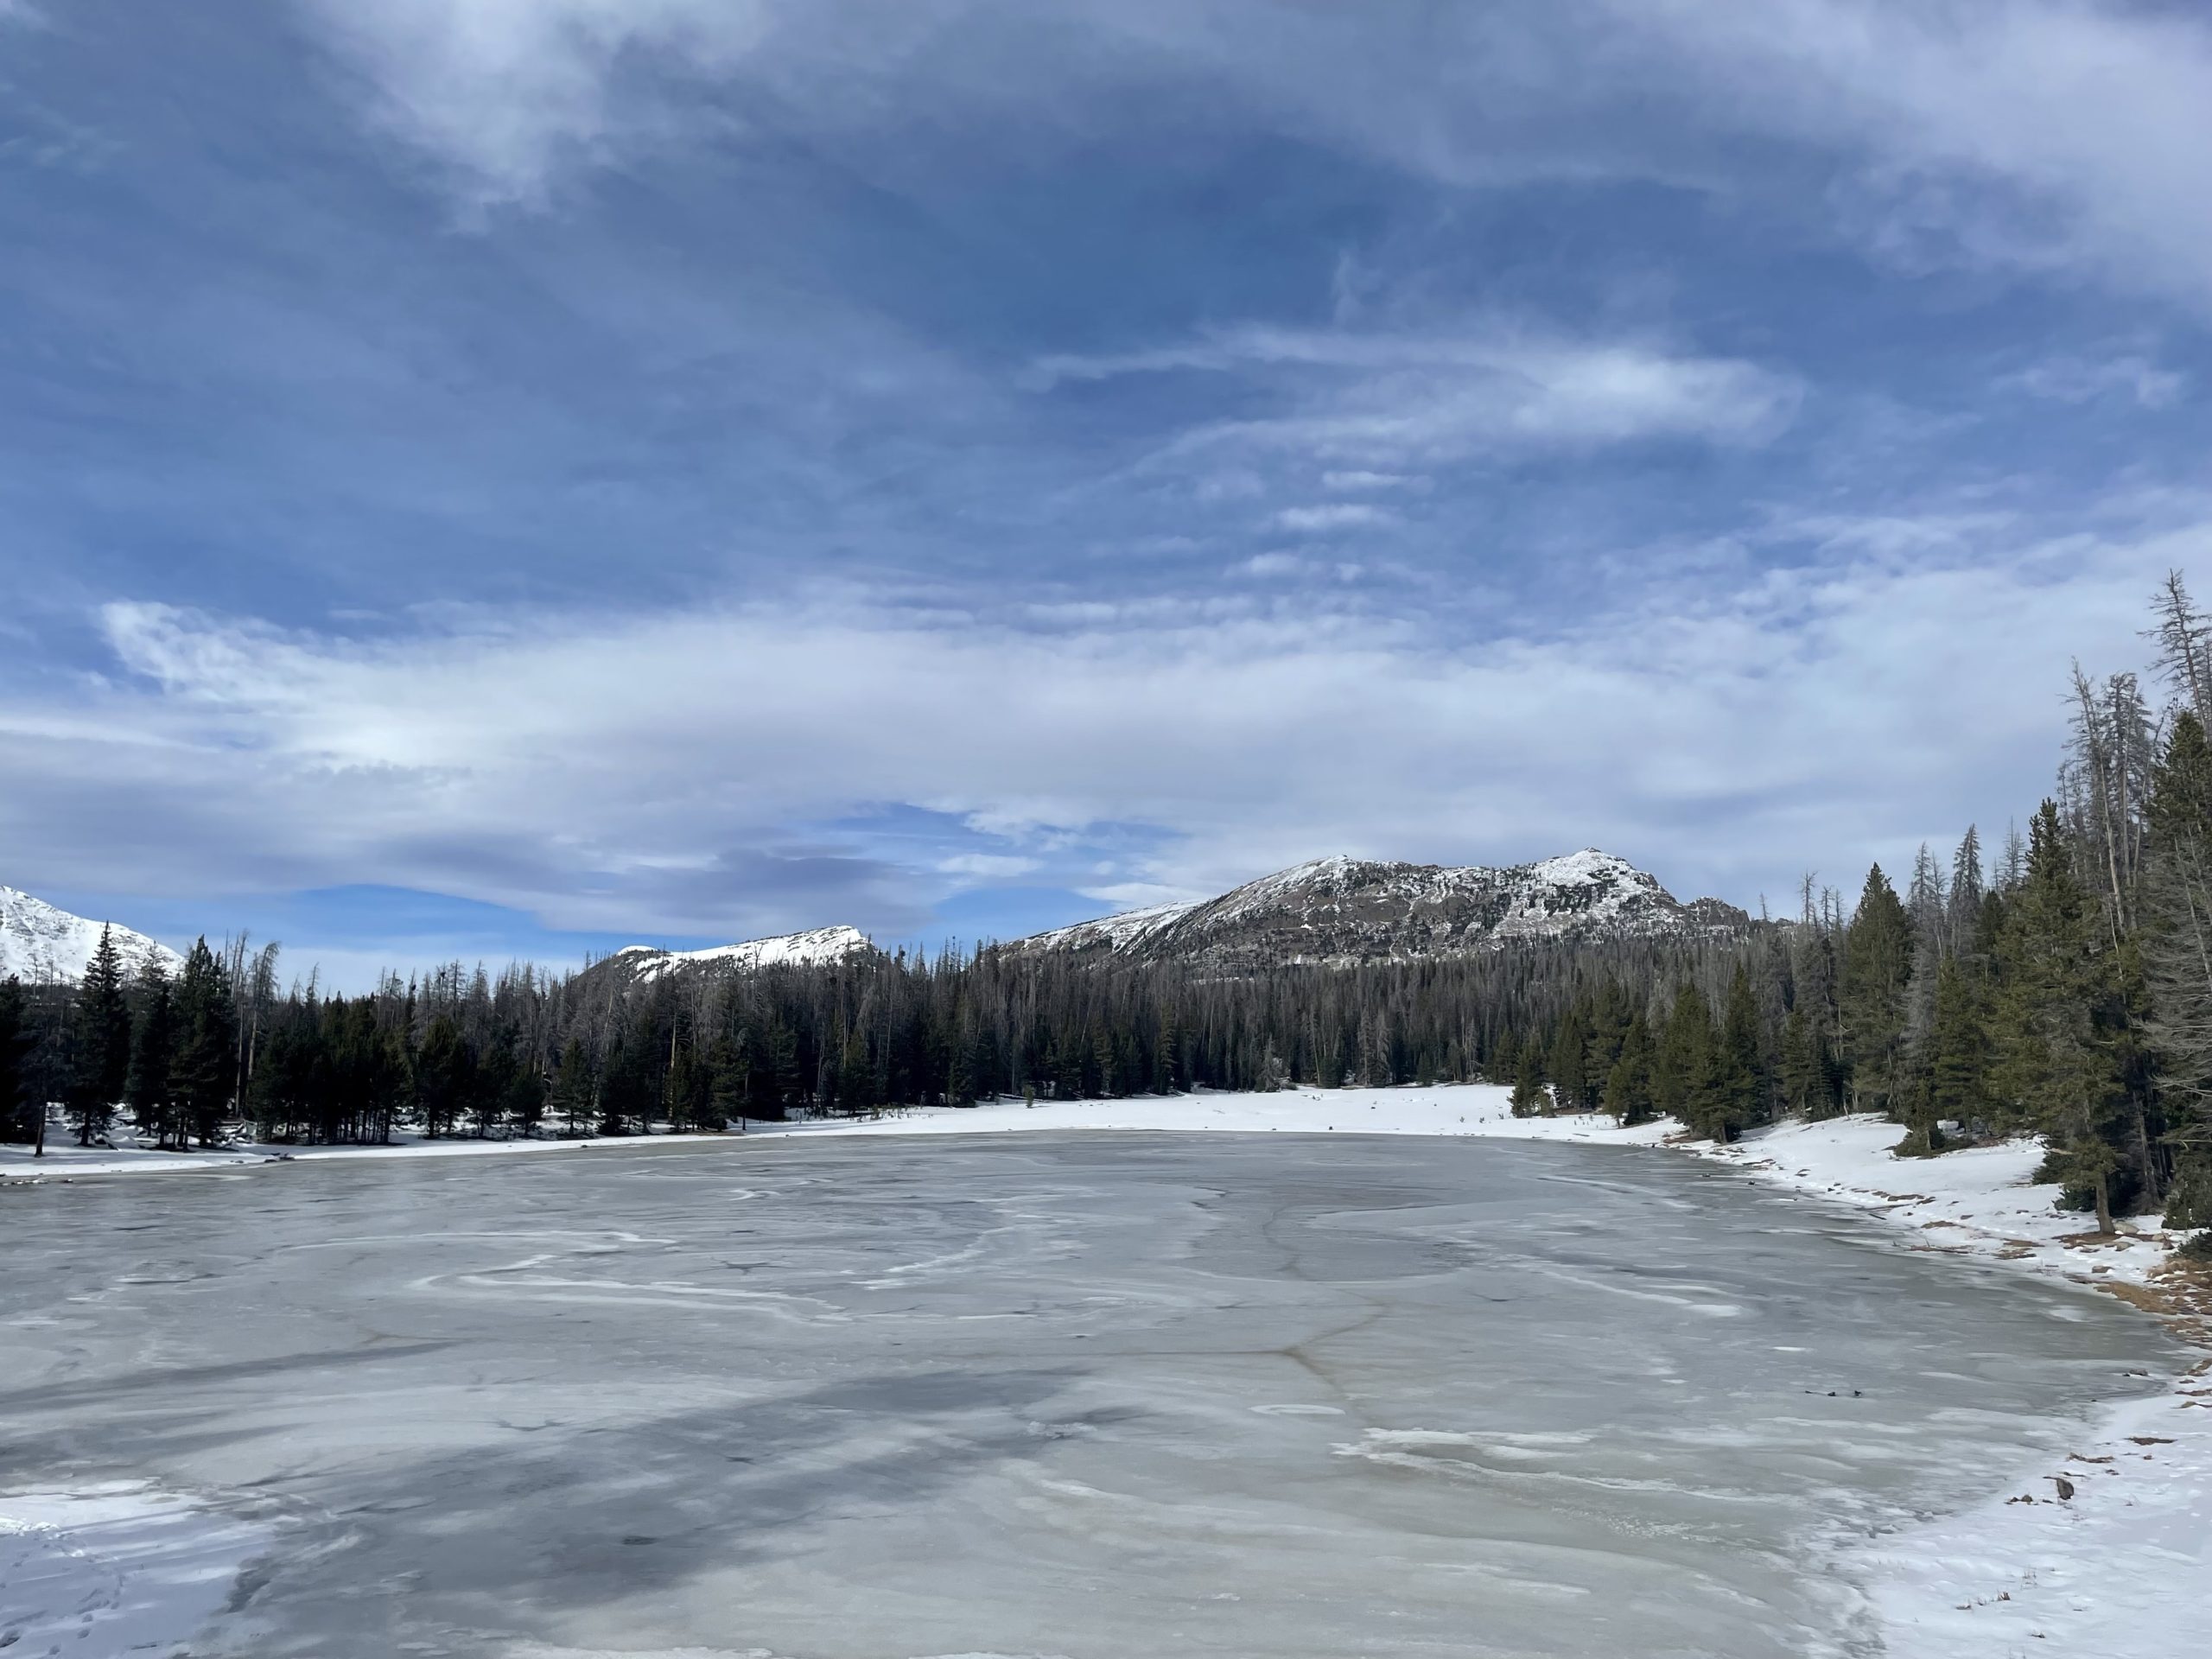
1990, 803, 2124, 1230
1776, 1007, 1822, 1118
1509, 1041, 1548, 1117
0, 976, 32, 1145
1603, 1011, 1655, 1125
708, 1032, 752, 1128
64, 925, 131, 1145
1920, 956, 1993, 1147
1840, 865, 1915, 1117
1550, 1002, 1592, 1111
1700, 963, 1766, 1142
125, 960, 176, 1141
168, 938, 237, 1147
2138, 710, 2212, 1223
1650, 983, 1714, 1127
550, 1037, 594, 1135
414, 1014, 473, 1138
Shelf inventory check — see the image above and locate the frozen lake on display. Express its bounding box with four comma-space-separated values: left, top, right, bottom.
0, 1133, 2183, 1657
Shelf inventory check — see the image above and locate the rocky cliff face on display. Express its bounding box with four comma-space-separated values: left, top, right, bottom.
1008, 849, 1748, 970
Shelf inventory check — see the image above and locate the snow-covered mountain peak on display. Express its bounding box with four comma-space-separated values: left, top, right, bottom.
599, 924, 876, 984
0, 885, 185, 984
1004, 849, 1744, 969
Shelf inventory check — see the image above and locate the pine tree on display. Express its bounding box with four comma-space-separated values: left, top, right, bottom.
1776, 1007, 1820, 1118
1602, 1011, 1655, 1125
1550, 1002, 1592, 1111
1701, 963, 1766, 1142
1990, 803, 2124, 1231
125, 960, 176, 1140
414, 1014, 473, 1138
1509, 1041, 1548, 1117
550, 1037, 594, 1135
63, 925, 132, 1144
2136, 710, 2212, 1222
1840, 865, 1915, 1118
708, 1032, 751, 1128
0, 976, 32, 1144
1651, 983, 1714, 1128
169, 938, 237, 1147
1947, 827, 1986, 958
1921, 956, 1993, 1145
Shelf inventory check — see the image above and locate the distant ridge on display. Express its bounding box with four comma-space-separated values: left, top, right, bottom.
1002, 849, 1748, 970
0, 885, 186, 984
588, 924, 877, 987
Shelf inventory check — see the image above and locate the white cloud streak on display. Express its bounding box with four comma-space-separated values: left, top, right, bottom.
2, 517, 2200, 963
1034, 324, 1802, 465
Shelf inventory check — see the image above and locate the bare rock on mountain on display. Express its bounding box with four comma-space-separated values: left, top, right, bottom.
1006, 849, 1748, 970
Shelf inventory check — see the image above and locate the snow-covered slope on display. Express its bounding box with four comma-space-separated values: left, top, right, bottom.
0, 886, 184, 984
598, 924, 875, 985
1014, 899, 1201, 956
1007, 849, 1747, 969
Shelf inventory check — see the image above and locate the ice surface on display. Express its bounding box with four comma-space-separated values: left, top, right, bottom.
0, 1132, 2187, 1657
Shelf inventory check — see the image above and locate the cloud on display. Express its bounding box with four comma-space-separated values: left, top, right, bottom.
297, 0, 781, 207
1613, 0, 2212, 310
1034, 324, 1802, 466
1, 506, 2200, 968
1272, 504, 1395, 534
295, 0, 2212, 318
1999, 350, 2187, 410
1323, 471, 1429, 493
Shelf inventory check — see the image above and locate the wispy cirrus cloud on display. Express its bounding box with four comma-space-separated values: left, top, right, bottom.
1032, 324, 1802, 467
1999, 349, 2186, 410
297, 0, 2212, 315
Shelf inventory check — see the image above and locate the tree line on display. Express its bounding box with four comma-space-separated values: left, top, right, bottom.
6, 575, 2212, 1238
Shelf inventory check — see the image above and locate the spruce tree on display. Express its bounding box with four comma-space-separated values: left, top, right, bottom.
708, 1033, 751, 1128
1920, 955, 1992, 1146
125, 961, 176, 1141
1840, 865, 1915, 1117
1650, 983, 1714, 1128
2138, 711, 2212, 1223
1990, 803, 2124, 1231
550, 1037, 594, 1135
64, 926, 131, 1145
0, 976, 31, 1144
1704, 963, 1766, 1142
1550, 1003, 1592, 1111
1509, 1040, 1548, 1117
169, 939, 237, 1147
1603, 1011, 1655, 1125
414, 1014, 472, 1138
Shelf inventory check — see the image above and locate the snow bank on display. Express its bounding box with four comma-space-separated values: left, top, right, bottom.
0, 1483, 270, 1658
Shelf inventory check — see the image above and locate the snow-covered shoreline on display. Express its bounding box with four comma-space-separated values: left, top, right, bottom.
6, 1084, 2206, 1656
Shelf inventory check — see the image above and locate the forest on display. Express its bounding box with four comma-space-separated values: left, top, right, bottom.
5, 575, 2212, 1239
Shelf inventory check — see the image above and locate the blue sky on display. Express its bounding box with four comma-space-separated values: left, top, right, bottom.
3, 0, 2210, 988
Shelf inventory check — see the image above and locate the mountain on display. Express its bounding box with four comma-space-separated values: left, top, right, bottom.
1006, 849, 1749, 971
0, 885, 187, 984
588, 924, 878, 988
